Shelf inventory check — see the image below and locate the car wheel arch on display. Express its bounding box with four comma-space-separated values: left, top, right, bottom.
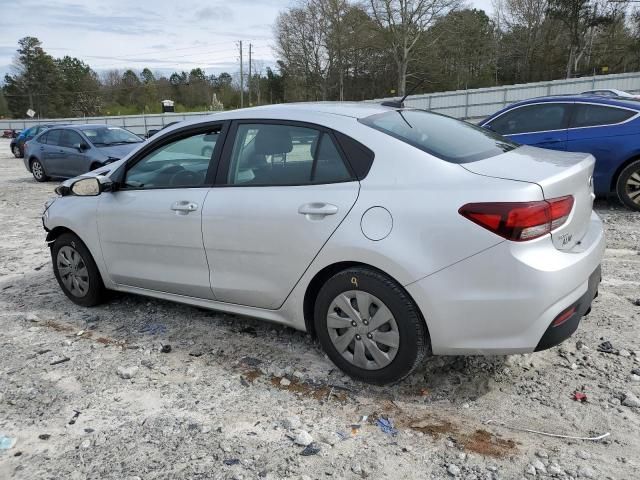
28, 156, 40, 172
611, 153, 640, 192
302, 261, 430, 340
45, 225, 78, 244
45, 226, 110, 285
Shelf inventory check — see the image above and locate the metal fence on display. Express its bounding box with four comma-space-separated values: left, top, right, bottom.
2, 71, 640, 133
0, 111, 217, 136
366, 71, 640, 119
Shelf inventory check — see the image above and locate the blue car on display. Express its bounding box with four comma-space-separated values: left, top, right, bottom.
10, 124, 63, 158
480, 95, 640, 211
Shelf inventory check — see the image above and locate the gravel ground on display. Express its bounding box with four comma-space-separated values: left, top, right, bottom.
0, 137, 639, 480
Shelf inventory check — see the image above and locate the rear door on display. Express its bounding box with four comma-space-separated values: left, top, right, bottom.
202, 120, 360, 309
41, 129, 64, 175
566, 102, 639, 192
485, 102, 572, 151
59, 130, 88, 177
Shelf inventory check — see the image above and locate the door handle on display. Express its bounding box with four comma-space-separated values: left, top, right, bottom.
298, 202, 338, 218
170, 201, 198, 215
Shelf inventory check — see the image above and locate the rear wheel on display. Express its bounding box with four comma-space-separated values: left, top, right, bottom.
616, 159, 640, 211
314, 267, 429, 385
12, 145, 22, 158
30, 159, 48, 182
51, 233, 106, 307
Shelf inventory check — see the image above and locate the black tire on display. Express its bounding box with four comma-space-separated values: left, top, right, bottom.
314, 267, 429, 385
12, 145, 22, 158
616, 159, 640, 211
30, 158, 49, 182
51, 232, 106, 307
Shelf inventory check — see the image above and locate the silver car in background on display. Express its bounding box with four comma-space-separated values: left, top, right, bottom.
24, 124, 144, 182
42, 103, 604, 385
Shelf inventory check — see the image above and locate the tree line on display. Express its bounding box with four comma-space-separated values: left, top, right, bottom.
1, 0, 639, 119
276, 0, 640, 101
0, 37, 285, 119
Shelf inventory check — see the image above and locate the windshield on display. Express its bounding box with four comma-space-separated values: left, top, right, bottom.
82, 127, 142, 146
359, 110, 518, 164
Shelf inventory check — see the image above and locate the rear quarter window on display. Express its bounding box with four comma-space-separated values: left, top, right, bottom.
360, 110, 518, 163
571, 104, 636, 128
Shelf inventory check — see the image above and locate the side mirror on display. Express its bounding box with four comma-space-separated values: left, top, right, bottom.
70, 177, 112, 196
73, 142, 89, 152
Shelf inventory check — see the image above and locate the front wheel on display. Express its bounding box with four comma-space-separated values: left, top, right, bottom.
30, 159, 48, 182
314, 267, 429, 385
51, 233, 106, 307
616, 159, 640, 211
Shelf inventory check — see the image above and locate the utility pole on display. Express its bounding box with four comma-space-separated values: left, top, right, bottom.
239, 41, 244, 108
248, 43, 252, 106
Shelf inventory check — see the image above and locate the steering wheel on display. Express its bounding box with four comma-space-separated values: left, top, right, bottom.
170, 169, 202, 187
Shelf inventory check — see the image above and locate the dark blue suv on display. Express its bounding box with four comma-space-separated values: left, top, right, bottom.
481, 95, 640, 211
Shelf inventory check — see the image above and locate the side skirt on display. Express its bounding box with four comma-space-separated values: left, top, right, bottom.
112, 284, 302, 330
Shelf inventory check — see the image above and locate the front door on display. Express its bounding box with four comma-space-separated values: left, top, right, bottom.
202, 121, 360, 309
97, 125, 224, 299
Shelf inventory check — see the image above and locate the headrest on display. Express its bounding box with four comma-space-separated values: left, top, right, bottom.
254, 126, 293, 155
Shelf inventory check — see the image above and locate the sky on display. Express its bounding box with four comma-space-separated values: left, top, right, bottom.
0, 0, 494, 81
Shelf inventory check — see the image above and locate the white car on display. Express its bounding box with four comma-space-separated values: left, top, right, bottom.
42, 103, 604, 385
582, 88, 640, 99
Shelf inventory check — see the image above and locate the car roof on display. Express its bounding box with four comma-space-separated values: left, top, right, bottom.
505, 94, 640, 110
218, 102, 394, 119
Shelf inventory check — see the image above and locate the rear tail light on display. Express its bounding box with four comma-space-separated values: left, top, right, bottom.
459, 196, 574, 241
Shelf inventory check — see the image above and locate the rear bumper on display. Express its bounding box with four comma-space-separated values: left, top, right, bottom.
406, 211, 605, 355
534, 264, 600, 351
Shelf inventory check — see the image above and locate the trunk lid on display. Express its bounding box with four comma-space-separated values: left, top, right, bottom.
461, 145, 595, 251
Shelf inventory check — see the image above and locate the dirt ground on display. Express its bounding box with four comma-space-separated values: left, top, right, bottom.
0, 137, 639, 480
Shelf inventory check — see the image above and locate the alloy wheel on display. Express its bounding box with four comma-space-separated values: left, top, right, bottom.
56, 245, 90, 297
625, 169, 640, 206
13, 146, 21, 157
32, 161, 44, 180
326, 290, 399, 370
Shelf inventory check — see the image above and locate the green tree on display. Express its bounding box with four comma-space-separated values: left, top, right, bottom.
3, 36, 62, 118
56, 56, 101, 116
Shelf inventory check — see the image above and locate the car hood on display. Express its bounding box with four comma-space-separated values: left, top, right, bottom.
95, 143, 143, 159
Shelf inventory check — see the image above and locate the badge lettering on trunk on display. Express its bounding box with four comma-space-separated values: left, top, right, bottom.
559, 233, 573, 246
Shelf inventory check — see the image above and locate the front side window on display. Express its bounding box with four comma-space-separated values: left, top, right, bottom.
60, 131, 84, 148
227, 123, 352, 185
361, 110, 518, 164
571, 104, 636, 128
124, 129, 220, 189
487, 103, 570, 135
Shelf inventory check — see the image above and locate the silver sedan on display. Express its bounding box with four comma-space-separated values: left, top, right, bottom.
42, 103, 604, 385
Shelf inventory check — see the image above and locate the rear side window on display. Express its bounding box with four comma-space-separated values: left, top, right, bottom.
487, 103, 570, 135
45, 130, 62, 146
571, 104, 635, 128
360, 110, 518, 164
226, 123, 353, 185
